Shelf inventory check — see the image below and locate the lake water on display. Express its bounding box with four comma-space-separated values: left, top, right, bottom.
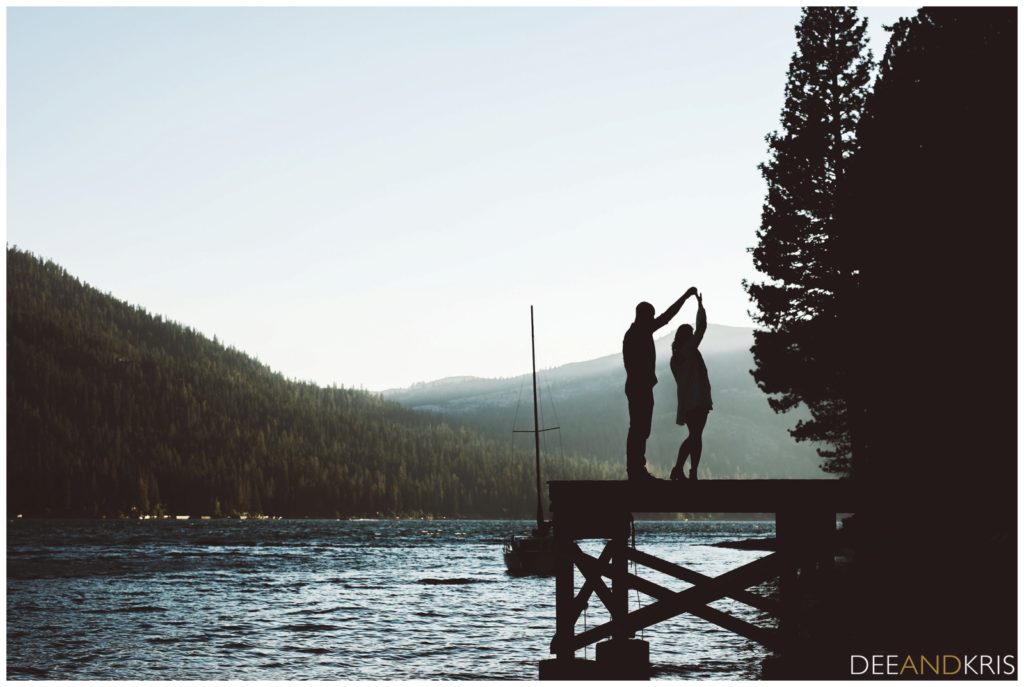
7, 519, 777, 680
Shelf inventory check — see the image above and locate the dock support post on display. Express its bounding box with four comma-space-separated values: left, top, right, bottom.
554, 523, 574, 662
595, 513, 650, 680
611, 515, 629, 639
775, 510, 800, 659
768, 508, 839, 678
815, 511, 836, 576
540, 521, 604, 680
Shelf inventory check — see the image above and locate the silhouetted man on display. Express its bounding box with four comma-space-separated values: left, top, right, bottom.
623, 287, 697, 480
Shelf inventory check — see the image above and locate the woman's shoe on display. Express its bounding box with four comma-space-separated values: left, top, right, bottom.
670, 465, 688, 481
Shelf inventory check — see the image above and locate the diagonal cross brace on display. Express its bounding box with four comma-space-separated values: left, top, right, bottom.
569, 543, 615, 616
555, 548, 780, 651
627, 547, 780, 616
552, 552, 782, 654
569, 541, 614, 623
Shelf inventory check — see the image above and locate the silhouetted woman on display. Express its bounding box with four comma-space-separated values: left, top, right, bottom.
670, 292, 712, 480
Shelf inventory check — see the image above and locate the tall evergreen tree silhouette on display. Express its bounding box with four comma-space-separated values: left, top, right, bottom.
836, 8, 1017, 659
743, 7, 873, 475
842, 8, 1016, 488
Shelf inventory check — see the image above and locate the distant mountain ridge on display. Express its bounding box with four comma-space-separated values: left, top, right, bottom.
384, 323, 754, 395
384, 323, 755, 393
383, 324, 828, 479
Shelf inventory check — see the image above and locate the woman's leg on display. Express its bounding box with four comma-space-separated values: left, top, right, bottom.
675, 433, 692, 475
685, 411, 708, 478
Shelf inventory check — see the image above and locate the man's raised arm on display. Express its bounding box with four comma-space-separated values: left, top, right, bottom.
653, 286, 698, 331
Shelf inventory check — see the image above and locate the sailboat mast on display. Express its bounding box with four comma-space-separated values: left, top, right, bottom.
531, 306, 544, 528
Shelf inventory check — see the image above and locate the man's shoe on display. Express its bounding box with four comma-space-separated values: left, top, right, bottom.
628, 468, 661, 481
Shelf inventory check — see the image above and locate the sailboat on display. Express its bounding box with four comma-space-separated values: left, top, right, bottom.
503, 306, 558, 576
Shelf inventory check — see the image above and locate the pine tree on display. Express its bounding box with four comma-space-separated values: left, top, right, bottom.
842, 8, 1016, 487
835, 8, 1016, 657
743, 7, 873, 475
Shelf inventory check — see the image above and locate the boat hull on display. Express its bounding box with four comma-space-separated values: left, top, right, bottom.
503, 535, 556, 576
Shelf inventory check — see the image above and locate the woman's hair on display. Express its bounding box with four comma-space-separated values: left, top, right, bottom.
672, 324, 694, 356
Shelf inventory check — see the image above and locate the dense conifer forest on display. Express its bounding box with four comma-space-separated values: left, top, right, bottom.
7, 246, 617, 518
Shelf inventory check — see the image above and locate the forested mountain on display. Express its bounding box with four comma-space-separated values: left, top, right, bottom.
6, 246, 618, 518
383, 325, 828, 479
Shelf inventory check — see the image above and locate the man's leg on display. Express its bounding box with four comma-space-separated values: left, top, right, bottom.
626, 386, 654, 474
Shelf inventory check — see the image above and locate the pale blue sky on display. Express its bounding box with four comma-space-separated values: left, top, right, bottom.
8, 7, 911, 390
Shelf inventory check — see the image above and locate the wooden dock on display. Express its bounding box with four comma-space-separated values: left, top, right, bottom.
540, 479, 856, 680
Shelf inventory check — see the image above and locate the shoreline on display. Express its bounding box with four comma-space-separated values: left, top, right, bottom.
9, 514, 780, 523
